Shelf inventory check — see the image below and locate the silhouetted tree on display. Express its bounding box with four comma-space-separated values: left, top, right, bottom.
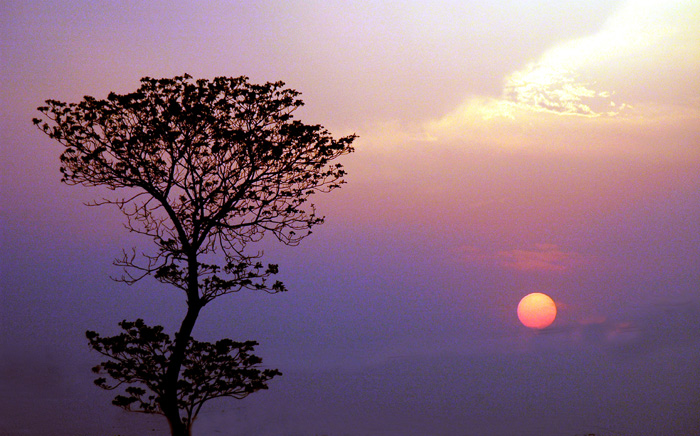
87, 319, 280, 426
34, 74, 355, 436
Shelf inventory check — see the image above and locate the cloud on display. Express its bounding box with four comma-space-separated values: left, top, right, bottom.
561, 300, 700, 358
457, 243, 582, 272
501, 0, 700, 116
503, 63, 624, 117
497, 243, 581, 271
361, 0, 700, 160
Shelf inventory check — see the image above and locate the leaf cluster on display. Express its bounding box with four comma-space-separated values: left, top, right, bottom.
87, 319, 280, 425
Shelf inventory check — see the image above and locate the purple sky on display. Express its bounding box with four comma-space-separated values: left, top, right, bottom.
2, 1, 700, 435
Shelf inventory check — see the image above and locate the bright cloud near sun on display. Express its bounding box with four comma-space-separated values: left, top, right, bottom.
365, 0, 700, 158
502, 0, 699, 117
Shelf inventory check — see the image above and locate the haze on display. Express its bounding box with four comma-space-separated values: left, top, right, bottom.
1, 1, 699, 435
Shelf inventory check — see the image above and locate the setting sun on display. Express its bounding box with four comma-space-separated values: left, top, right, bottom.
517, 293, 557, 329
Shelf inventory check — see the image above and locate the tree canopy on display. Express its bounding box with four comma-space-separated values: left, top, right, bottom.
35, 74, 355, 304
87, 319, 280, 426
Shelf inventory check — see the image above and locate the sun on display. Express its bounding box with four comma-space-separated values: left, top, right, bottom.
517, 293, 557, 329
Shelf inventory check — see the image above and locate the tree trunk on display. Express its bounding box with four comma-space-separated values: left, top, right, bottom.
161, 254, 202, 436
167, 417, 191, 436
161, 301, 200, 435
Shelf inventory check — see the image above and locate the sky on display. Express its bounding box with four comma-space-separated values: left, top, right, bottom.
1, 1, 699, 435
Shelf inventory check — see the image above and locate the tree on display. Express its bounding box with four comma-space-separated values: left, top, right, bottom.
33, 74, 355, 436
86, 319, 280, 426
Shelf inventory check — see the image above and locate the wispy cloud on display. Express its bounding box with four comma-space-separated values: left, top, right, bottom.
551, 301, 700, 358
497, 243, 581, 272
458, 243, 582, 272
503, 63, 624, 117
